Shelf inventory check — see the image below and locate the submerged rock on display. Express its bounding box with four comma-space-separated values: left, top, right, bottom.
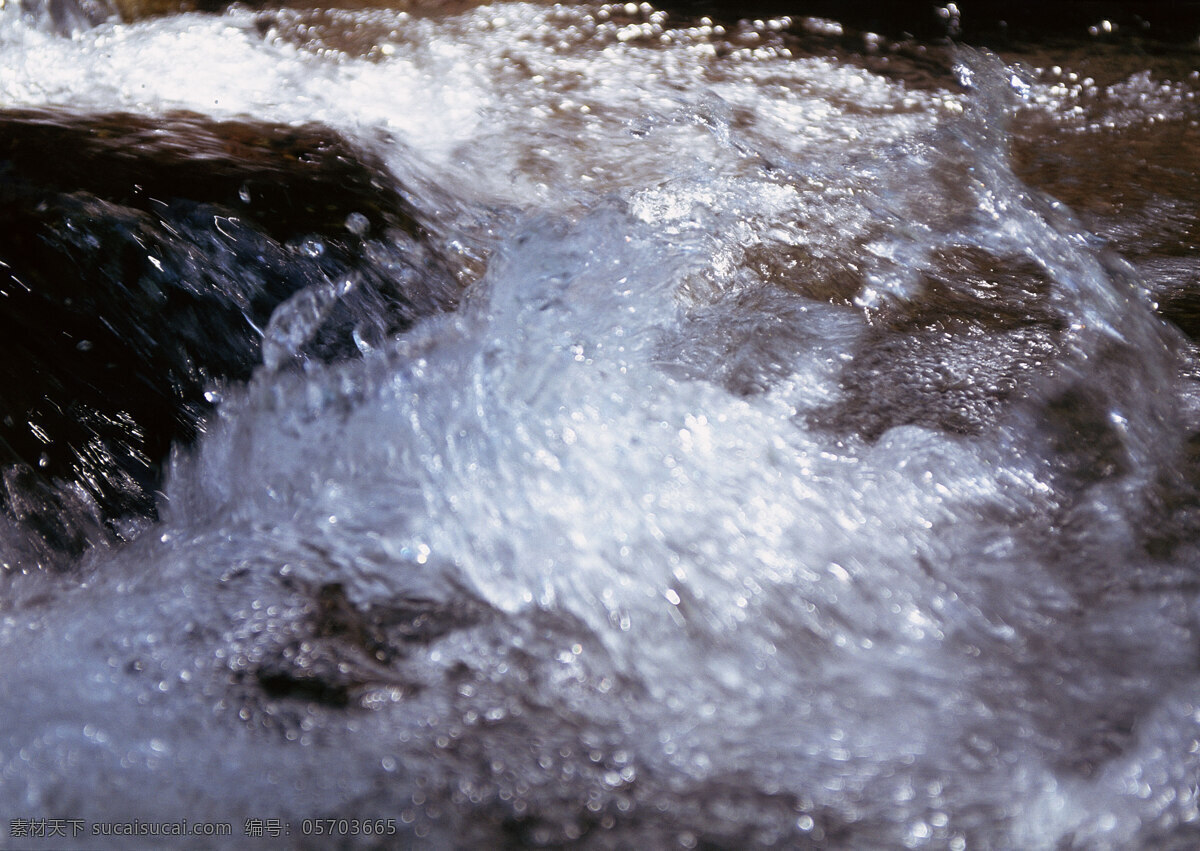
17, 0, 114, 33
0, 110, 456, 568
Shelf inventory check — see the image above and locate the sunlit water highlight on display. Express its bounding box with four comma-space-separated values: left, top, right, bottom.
2, 3, 1200, 848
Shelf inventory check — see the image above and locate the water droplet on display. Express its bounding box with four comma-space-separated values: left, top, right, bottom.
345, 211, 370, 236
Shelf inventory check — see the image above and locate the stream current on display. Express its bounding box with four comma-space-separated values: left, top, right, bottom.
3, 2, 1200, 848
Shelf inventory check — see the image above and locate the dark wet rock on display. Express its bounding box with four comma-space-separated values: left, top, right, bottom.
233, 579, 486, 714
808, 248, 1063, 441
666, 243, 1068, 443
1013, 119, 1200, 345
18, 0, 115, 34
0, 109, 457, 568
817, 321, 1059, 441
0, 109, 425, 241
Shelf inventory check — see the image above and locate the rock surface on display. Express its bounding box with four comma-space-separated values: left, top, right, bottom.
0, 110, 456, 566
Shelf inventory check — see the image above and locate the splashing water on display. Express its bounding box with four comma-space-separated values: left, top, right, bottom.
2, 3, 1200, 848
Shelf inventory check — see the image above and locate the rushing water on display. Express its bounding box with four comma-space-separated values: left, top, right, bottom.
3, 2, 1200, 848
